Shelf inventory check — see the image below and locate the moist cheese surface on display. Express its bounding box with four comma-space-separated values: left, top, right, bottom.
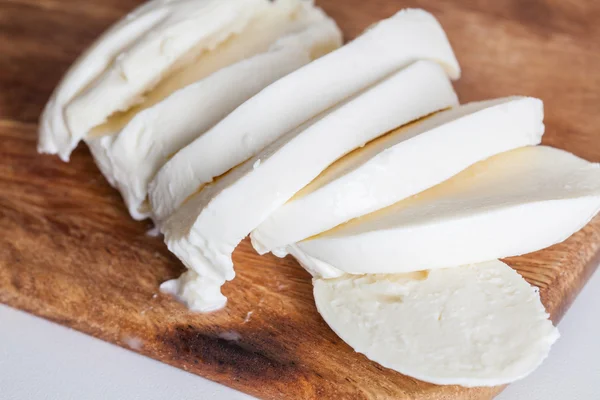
313, 260, 559, 386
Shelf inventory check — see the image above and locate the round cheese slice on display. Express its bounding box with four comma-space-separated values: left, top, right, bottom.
313, 260, 559, 387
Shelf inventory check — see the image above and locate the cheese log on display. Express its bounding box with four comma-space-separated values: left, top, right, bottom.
251, 96, 545, 254
85, 5, 341, 220
298, 146, 600, 274
161, 61, 458, 311
313, 260, 559, 387
38, 0, 287, 161
149, 8, 461, 223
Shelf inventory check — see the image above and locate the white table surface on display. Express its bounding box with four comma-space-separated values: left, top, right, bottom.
1, 269, 598, 400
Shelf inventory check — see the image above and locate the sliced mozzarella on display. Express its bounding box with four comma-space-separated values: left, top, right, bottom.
298, 146, 600, 274
313, 260, 559, 387
38, 0, 171, 161
85, 5, 341, 220
161, 60, 458, 311
39, 0, 287, 161
251, 96, 545, 254
149, 8, 461, 223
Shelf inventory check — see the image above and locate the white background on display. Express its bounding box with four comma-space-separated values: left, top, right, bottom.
1, 269, 598, 400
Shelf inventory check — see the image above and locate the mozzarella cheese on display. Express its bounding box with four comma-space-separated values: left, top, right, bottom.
298, 146, 600, 274
160, 270, 227, 312
149, 8, 461, 223
313, 260, 559, 386
38, 0, 169, 161
160, 60, 458, 311
251, 96, 545, 255
85, 4, 341, 220
38, 0, 284, 161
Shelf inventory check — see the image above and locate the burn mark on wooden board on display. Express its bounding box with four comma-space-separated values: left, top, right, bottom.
158, 322, 301, 383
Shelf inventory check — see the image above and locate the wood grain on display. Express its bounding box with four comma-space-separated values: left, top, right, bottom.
1, 0, 600, 398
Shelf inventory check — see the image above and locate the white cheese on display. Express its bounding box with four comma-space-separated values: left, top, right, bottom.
159, 270, 226, 313
149, 8, 461, 223
85, 3, 341, 220
161, 60, 458, 311
38, 0, 275, 161
251, 96, 545, 254
38, 0, 170, 161
298, 146, 600, 274
313, 260, 559, 387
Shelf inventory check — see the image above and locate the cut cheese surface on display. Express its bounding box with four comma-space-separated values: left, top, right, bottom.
161, 60, 458, 311
149, 8, 461, 223
313, 260, 559, 387
298, 146, 600, 274
38, 0, 282, 161
251, 96, 544, 254
85, 4, 340, 220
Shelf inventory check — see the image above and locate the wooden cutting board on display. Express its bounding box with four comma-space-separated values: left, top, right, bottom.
1, 0, 600, 398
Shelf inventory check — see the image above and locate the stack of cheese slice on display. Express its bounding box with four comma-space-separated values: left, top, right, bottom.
293, 146, 600, 275
159, 60, 458, 310
38, 1, 600, 389
148, 8, 461, 311
298, 143, 600, 385
261, 101, 598, 385
149, 7, 460, 223
251, 96, 545, 261
39, 0, 343, 219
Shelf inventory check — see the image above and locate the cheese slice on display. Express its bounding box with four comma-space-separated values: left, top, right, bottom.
313, 260, 559, 387
85, 5, 341, 220
251, 96, 545, 254
298, 146, 600, 275
149, 8, 461, 223
38, 0, 288, 161
161, 60, 458, 311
